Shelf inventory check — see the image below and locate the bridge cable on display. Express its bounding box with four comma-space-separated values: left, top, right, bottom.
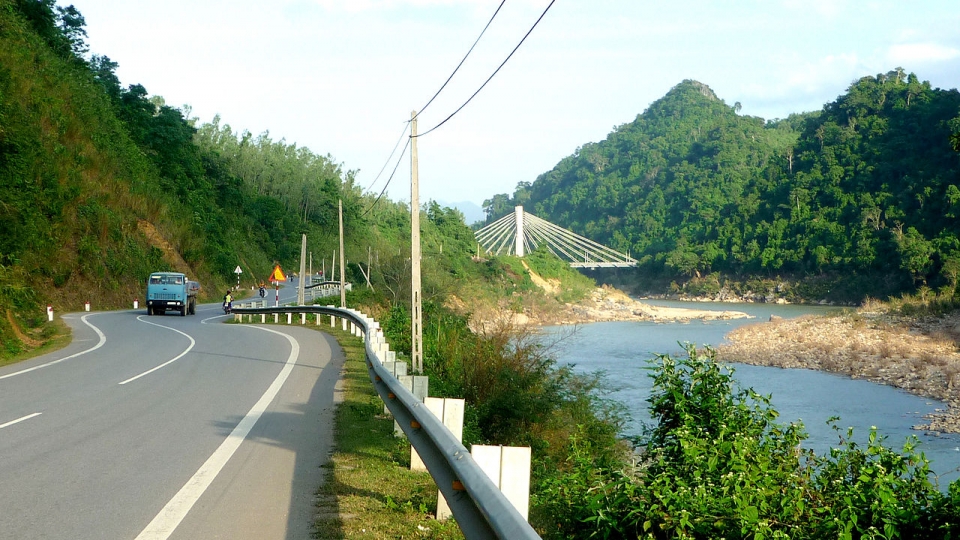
414, 0, 557, 138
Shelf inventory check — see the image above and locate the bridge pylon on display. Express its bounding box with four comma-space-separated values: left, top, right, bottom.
475, 206, 636, 269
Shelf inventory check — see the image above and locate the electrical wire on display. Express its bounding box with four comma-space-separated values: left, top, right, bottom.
365, 123, 410, 192
415, 0, 557, 138
361, 136, 411, 218
363, 2, 504, 199
414, 0, 506, 121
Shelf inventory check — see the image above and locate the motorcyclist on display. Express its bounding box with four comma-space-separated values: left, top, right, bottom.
223, 290, 233, 313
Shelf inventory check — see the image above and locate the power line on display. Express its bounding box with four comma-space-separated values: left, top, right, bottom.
366, 123, 410, 192
414, 0, 506, 120
415, 0, 557, 138
364, 2, 504, 198
361, 136, 411, 218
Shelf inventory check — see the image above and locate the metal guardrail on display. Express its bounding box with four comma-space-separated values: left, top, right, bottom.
230, 304, 541, 540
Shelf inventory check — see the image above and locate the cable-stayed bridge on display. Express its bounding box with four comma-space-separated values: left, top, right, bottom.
474, 206, 636, 268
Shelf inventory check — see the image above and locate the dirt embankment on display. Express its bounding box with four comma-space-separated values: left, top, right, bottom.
464, 281, 753, 334
554, 286, 752, 325
717, 311, 960, 434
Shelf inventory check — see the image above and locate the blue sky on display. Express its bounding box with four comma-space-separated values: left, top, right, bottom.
73, 0, 960, 210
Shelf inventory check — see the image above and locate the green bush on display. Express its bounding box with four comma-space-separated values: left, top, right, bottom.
541, 345, 960, 539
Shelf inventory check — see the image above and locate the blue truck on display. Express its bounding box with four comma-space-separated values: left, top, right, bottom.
145, 272, 199, 316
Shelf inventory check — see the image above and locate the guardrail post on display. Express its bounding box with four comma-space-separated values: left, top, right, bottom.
286, 313, 292, 325
410, 397, 463, 476
261, 313, 266, 323
472, 445, 532, 521
274, 313, 279, 323
382, 361, 408, 414
301, 313, 306, 325
394, 375, 428, 436
420, 397, 465, 520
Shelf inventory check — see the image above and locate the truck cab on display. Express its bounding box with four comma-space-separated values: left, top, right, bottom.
146, 272, 197, 316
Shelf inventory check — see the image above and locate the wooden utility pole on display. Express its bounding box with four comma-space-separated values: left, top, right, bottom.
411, 110, 423, 374
339, 199, 346, 308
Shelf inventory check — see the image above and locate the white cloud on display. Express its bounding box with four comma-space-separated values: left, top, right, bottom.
888, 43, 960, 64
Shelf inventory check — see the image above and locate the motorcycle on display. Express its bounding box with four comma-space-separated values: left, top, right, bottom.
223, 301, 232, 315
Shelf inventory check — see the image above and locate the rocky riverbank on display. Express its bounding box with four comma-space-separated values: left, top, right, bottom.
717, 310, 960, 435
463, 284, 753, 335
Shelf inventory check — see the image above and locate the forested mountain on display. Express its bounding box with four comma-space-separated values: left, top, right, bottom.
0, 0, 373, 356
1, 0, 532, 360
486, 75, 960, 300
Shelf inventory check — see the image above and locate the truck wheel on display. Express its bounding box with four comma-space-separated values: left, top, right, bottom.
189, 299, 196, 315
180, 305, 187, 317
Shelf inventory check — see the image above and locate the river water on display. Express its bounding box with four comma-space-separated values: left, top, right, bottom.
542, 300, 960, 485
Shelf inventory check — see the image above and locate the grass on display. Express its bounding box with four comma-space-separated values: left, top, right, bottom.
312, 325, 466, 540
0, 315, 72, 369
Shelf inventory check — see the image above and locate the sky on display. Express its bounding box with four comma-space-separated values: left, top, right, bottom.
72, 0, 960, 212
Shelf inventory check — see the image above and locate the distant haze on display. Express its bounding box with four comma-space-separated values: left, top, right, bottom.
437, 200, 485, 226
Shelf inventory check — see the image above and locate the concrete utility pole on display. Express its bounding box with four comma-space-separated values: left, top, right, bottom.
339, 199, 346, 308
298, 234, 306, 305
411, 110, 423, 374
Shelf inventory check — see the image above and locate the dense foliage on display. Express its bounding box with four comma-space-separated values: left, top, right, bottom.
537, 345, 960, 539
486, 75, 960, 302
0, 0, 369, 357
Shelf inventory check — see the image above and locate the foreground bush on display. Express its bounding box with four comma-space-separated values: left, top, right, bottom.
543, 345, 960, 539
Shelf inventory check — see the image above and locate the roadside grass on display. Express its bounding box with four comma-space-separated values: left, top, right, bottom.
313, 325, 465, 540
0, 316, 72, 369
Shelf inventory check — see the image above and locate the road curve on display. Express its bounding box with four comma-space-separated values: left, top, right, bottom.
0, 295, 343, 540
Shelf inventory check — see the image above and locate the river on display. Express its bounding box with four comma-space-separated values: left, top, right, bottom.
542, 300, 960, 486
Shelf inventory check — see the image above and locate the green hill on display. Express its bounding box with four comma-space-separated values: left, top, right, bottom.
0, 0, 590, 362
0, 0, 349, 358
486, 75, 960, 302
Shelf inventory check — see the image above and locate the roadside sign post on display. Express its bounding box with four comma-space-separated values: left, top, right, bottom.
234, 265, 242, 290
270, 265, 286, 307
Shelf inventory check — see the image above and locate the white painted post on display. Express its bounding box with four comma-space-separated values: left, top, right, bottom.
286, 313, 292, 325
431, 397, 465, 520
274, 313, 278, 324
515, 205, 524, 257
46, 305, 53, 322
133, 299, 139, 309
472, 445, 532, 521
261, 314, 266, 324
300, 313, 306, 325
84, 301, 90, 312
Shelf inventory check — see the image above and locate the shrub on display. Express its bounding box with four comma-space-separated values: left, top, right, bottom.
543, 345, 960, 539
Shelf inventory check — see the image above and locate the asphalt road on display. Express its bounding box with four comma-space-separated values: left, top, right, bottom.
0, 283, 343, 539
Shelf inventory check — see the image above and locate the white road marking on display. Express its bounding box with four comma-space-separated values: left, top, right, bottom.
119, 317, 197, 385
0, 314, 106, 381
134, 326, 300, 540
0, 412, 42, 430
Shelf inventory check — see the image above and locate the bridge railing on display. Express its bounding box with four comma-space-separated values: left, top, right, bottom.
229, 304, 541, 540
